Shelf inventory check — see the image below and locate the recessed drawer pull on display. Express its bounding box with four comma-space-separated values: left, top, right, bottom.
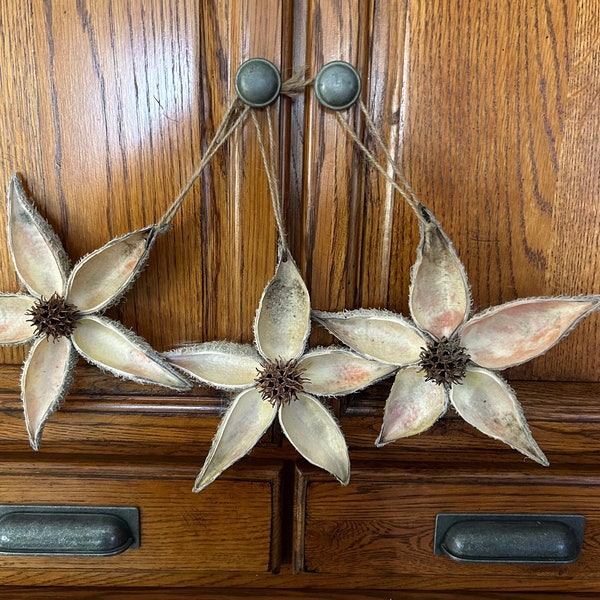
0, 505, 140, 557
434, 513, 585, 564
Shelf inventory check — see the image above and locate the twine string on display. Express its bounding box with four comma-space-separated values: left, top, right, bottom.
335, 101, 428, 225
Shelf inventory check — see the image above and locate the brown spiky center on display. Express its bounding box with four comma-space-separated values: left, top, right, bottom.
418, 336, 470, 387
26, 292, 81, 341
255, 358, 307, 407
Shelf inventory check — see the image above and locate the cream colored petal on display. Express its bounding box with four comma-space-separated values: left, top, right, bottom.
7, 174, 69, 297
279, 392, 350, 485
0, 294, 36, 344
255, 250, 310, 362
71, 315, 189, 389
409, 209, 470, 339
376, 366, 447, 446
193, 388, 277, 492
165, 341, 262, 390
450, 366, 548, 465
460, 297, 600, 370
299, 347, 396, 396
67, 226, 158, 314
313, 309, 424, 365
22, 335, 77, 450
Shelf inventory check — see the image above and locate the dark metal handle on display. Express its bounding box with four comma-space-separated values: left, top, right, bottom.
434, 513, 585, 564
0, 505, 140, 557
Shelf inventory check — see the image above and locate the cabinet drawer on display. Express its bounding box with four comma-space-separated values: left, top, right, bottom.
0, 457, 282, 586
295, 463, 600, 592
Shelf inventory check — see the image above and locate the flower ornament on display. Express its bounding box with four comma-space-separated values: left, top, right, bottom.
0, 174, 190, 449
314, 207, 600, 465
166, 248, 396, 491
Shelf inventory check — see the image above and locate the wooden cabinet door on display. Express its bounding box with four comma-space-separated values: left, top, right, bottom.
0, 0, 599, 595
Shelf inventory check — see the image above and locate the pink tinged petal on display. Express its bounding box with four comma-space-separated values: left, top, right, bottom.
7, 174, 69, 298
279, 392, 350, 485
313, 309, 424, 365
460, 297, 600, 370
450, 366, 548, 465
67, 226, 157, 314
299, 347, 397, 396
71, 315, 189, 389
255, 251, 310, 362
0, 294, 36, 344
409, 210, 470, 339
376, 365, 447, 446
22, 336, 77, 450
193, 388, 277, 492
165, 341, 262, 390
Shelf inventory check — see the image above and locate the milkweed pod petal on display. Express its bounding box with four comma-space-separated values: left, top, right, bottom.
409, 210, 470, 339
7, 174, 69, 298
279, 392, 350, 485
165, 341, 262, 390
376, 366, 447, 445
67, 226, 158, 314
0, 294, 36, 344
313, 309, 424, 365
255, 250, 310, 362
460, 296, 600, 370
193, 388, 277, 492
450, 366, 548, 466
22, 335, 77, 450
71, 315, 190, 389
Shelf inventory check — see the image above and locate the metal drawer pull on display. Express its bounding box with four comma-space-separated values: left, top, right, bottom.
434, 513, 585, 564
0, 505, 140, 557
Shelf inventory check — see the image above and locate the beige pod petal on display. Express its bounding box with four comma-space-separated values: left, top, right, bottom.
71, 315, 190, 389
193, 388, 278, 492
460, 296, 600, 370
0, 294, 36, 344
279, 392, 350, 485
165, 341, 263, 390
299, 346, 397, 396
409, 208, 470, 339
22, 335, 77, 450
313, 309, 424, 365
255, 250, 310, 362
376, 365, 448, 445
67, 226, 158, 314
7, 174, 69, 298
450, 366, 548, 466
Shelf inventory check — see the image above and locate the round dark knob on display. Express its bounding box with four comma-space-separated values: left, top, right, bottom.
314, 61, 361, 110
234, 58, 282, 107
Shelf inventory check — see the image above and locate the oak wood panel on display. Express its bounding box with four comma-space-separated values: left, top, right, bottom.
295, 464, 600, 591
0, 457, 282, 584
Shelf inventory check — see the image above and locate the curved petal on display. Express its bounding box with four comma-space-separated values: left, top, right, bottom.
299, 346, 396, 396
450, 366, 548, 465
7, 174, 69, 298
22, 335, 77, 450
254, 250, 310, 362
71, 315, 189, 389
67, 226, 158, 314
376, 366, 447, 446
165, 341, 262, 390
460, 297, 600, 370
313, 309, 424, 365
193, 388, 277, 492
279, 392, 350, 485
0, 294, 36, 344
409, 209, 470, 338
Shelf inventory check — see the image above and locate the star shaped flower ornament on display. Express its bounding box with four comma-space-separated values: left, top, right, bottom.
0, 174, 190, 449
314, 207, 600, 465
166, 248, 396, 491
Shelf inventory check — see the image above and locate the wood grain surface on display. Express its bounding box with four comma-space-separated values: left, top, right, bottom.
1, 0, 600, 594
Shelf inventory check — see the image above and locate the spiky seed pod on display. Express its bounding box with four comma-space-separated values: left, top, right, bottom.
418, 336, 470, 386
26, 292, 80, 341
255, 358, 307, 406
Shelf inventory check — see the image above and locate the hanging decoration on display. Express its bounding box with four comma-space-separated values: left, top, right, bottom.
314, 76, 600, 465
165, 69, 396, 491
